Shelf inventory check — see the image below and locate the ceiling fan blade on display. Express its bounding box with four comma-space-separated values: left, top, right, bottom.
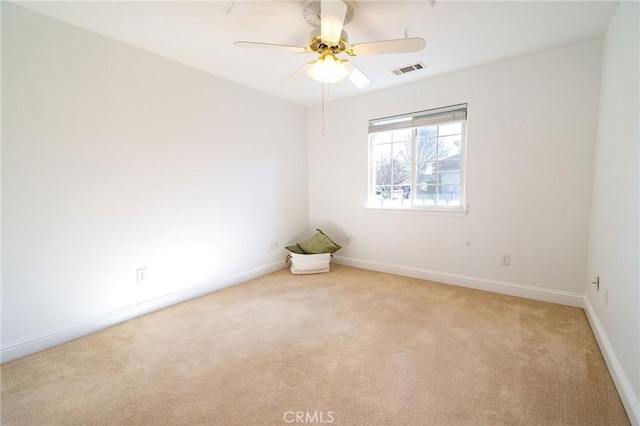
234, 41, 308, 54
321, 0, 347, 45
281, 62, 315, 85
350, 37, 426, 56
343, 61, 372, 89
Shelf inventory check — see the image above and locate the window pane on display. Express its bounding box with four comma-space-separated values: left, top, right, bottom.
372, 142, 391, 163
401, 185, 411, 200
392, 184, 403, 200
372, 142, 392, 194
393, 161, 411, 186
391, 129, 412, 142
416, 136, 439, 161
438, 156, 460, 173
376, 184, 392, 200
416, 184, 436, 204
416, 162, 436, 185
393, 141, 412, 163
438, 184, 460, 201
372, 131, 392, 144
438, 135, 462, 159
438, 122, 462, 137
416, 126, 438, 141
376, 164, 392, 186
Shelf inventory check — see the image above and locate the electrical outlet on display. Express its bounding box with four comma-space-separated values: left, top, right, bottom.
501, 254, 510, 266
137, 268, 147, 283
269, 240, 280, 251
592, 275, 600, 291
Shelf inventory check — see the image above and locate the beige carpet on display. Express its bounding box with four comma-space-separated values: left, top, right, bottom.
1, 265, 629, 425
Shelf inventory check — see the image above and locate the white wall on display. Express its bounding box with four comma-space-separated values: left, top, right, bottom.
308, 38, 603, 302
1, 3, 308, 359
585, 1, 640, 422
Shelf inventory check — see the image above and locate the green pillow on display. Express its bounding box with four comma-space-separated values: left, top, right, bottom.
297, 229, 341, 254
285, 244, 305, 254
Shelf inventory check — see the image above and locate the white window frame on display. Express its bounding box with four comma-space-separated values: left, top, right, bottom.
367, 104, 468, 213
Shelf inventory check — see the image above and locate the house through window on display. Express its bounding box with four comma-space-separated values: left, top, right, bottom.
368, 104, 467, 210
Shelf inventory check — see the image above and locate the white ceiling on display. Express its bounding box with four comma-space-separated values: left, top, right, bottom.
15, 0, 620, 107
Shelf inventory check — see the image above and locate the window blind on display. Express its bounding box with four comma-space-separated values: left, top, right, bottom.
369, 103, 468, 134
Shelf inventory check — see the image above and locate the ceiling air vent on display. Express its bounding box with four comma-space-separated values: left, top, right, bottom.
391, 62, 425, 76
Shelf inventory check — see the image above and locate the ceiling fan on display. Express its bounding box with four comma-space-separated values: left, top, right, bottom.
234, 0, 426, 89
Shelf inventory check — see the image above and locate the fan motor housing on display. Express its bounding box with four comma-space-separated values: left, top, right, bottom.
308, 28, 349, 53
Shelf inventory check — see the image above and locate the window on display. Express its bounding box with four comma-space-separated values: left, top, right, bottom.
368, 104, 467, 211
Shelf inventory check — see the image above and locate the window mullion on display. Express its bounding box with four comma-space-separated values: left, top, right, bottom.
390, 139, 394, 205
369, 135, 376, 204
411, 128, 417, 207
435, 125, 440, 203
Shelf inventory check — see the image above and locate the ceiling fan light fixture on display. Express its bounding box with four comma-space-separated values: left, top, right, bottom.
307, 53, 349, 83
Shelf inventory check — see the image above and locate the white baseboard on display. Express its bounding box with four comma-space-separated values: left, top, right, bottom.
584, 297, 640, 425
1, 261, 288, 364
332, 255, 584, 307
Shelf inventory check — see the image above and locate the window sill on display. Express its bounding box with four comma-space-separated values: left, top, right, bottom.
365, 205, 468, 217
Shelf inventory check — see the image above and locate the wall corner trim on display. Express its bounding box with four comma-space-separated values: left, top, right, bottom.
1, 261, 288, 364
332, 255, 584, 307
584, 297, 640, 425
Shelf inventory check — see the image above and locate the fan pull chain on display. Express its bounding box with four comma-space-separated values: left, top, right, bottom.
322, 82, 326, 136
320, 82, 333, 136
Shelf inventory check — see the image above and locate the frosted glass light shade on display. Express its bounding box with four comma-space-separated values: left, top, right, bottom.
307, 54, 349, 83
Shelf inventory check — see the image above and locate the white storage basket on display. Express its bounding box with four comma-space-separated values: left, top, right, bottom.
289, 252, 331, 275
